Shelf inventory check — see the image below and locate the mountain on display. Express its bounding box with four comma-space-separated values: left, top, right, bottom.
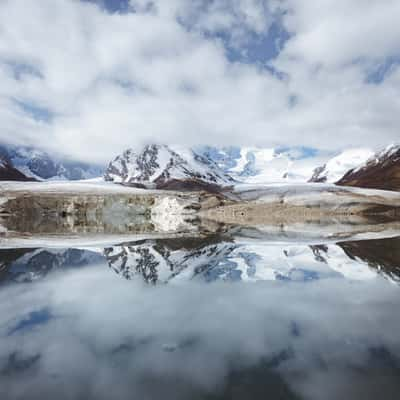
0, 248, 103, 284
0, 153, 36, 181
104, 144, 234, 191
0, 144, 104, 181
309, 148, 374, 183
197, 146, 315, 183
336, 144, 400, 191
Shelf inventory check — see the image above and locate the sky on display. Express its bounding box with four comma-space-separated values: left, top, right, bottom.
0, 0, 399, 163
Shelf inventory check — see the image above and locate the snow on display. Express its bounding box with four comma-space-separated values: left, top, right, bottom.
4, 145, 104, 181
0, 180, 167, 195
0, 232, 194, 249
314, 148, 374, 182
198, 146, 323, 184
322, 246, 378, 280
352, 143, 400, 173
151, 197, 189, 232
233, 182, 400, 203
105, 145, 232, 187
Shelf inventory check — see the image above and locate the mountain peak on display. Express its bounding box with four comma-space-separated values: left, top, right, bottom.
0, 154, 37, 182
336, 143, 400, 191
309, 148, 374, 183
104, 144, 234, 191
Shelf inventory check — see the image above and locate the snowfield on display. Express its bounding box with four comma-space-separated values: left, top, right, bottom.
310, 148, 374, 183
0, 180, 156, 195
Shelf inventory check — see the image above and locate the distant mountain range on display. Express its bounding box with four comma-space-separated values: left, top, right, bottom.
0, 154, 36, 181
105, 143, 400, 191
0, 144, 104, 181
1, 142, 400, 192
196, 146, 314, 183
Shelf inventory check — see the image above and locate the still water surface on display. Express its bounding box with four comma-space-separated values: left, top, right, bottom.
1, 231, 400, 399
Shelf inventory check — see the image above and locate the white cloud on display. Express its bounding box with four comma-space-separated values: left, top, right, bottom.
0, 0, 399, 163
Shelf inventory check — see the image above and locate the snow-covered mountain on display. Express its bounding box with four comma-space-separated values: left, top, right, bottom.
0, 152, 36, 181
0, 144, 104, 181
197, 146, 316, 183
309, 148, 374, 183
104, 144, 234, 190
336, 144, 400, 191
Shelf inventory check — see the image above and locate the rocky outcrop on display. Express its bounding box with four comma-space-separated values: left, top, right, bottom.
336, 144, 400, 191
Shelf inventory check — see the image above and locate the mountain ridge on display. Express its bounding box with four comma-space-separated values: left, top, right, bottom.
336, 144, 400, 191
104, 144, 235, 191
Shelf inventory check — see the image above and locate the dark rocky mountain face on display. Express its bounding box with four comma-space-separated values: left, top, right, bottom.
0, 155, 36, 181
337, 145, 400, 191
104, 144, 234, 191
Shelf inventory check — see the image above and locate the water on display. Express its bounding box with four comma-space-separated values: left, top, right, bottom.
1, 224, 400, 399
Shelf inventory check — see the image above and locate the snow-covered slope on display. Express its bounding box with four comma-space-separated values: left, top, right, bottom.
337, 144, 400, 191
309, 148, 374, 183
0, 145, 104, 181
197, 146, 318, 184
104, 144, 234, 190
0, 154, 36, 181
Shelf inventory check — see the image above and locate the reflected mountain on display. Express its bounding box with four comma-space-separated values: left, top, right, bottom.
104, 235, 237, 284
0, 248, 103, 283
339, 236, 400, 283
104, 235, 400, 284
2, 235, 400, 286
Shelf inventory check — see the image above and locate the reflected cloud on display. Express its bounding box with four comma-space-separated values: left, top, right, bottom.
1, 232, 400, 399
0, 263, 399, 400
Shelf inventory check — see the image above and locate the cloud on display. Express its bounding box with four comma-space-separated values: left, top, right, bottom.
0, 0, 399, 163
0, 255, 399, 400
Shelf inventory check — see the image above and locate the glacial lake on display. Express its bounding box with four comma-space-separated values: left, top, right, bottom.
1, 226, 400, 399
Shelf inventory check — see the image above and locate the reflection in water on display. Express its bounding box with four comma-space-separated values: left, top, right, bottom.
0, 248, 103, 283
2, 236, 400, 285
339, 237, 400, 283
104, 235, 400, 284
1, 231, 400, 399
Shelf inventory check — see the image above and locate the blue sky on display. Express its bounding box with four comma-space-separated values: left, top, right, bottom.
0, 0, 399, 163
